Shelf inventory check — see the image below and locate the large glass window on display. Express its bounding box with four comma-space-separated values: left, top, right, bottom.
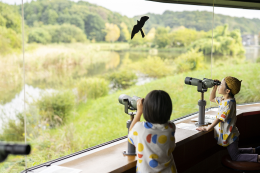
0, 0, 259, 172
212, 7, 260, 104
0, 0, 25, 172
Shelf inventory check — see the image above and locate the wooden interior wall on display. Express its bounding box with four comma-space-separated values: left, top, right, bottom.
122, 110, 260, 173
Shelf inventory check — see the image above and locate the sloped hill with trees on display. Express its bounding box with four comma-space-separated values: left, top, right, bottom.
134, 10, 260, 35
21, 0, 134, 42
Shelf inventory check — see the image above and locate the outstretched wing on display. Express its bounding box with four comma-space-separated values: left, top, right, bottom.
139, 16, 149, 27
131, 24, 139, 39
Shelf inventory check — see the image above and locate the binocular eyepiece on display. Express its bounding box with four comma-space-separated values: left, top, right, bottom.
118, 94, 141, 111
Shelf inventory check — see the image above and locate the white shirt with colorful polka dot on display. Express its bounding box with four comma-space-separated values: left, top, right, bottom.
128, 121, 177, 173
214, 96, 240, 147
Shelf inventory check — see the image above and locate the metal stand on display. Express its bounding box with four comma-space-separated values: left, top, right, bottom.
123, 114, 136, 156
195, 80, 209, 127
122, 99, 136, 156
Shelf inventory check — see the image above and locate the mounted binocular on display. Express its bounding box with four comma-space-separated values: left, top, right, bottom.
185, 77, 220, 92
118, 94, 143, 115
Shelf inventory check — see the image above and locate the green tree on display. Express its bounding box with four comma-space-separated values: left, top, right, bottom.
0, 26, 22, 55
42, 9, 58, 25
84, 14, 105, 41
44, 24, 87, 43
154, 27, 171, 48
118, 22, 130, 42
189, 24, 245, 56
28, 28, 51, 44
70, 15, 84, 31
171, 27, 206, 47
57, 14, 71, 24
105, 23, 120, 42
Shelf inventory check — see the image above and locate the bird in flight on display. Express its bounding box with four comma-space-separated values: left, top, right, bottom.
131, 16, 149, 39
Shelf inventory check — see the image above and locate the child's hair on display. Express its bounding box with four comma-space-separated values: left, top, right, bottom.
224, 82, 235, 98
143, 90, 172, 124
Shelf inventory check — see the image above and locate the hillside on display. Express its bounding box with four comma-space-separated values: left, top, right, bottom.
134, 10, 260, 34
1, 0, 260, 48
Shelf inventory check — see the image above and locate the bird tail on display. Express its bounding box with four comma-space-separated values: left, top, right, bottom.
140, 29, 145, 38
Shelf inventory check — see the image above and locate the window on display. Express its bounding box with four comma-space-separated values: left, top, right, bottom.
0, 0, 259, 172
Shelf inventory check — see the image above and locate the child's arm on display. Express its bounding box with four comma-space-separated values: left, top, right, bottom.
209, 79, 219, 102
129, 98, 144, 131
196, 118, 221, 131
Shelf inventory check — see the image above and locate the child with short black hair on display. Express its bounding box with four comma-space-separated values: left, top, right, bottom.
128, 90, 177, 173
197, 76, 260, 162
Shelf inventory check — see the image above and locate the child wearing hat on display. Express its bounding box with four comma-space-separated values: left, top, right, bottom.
197, 76, 260, 162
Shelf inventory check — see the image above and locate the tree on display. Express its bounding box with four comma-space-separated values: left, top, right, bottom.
153, 27, 171, 48
28, 28, 51, 44
146, 28, 156, 41
84, 14, 105, 41
41, 24, 86, 43
118, 22, 130, 42
105, 23, 120, 42
170, 27, 206, 47
42, 9, 58, 25
70, 15, 84, 31
189, 24, 245, 56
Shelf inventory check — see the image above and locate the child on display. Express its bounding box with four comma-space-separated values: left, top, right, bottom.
197, 76, 260, 162
128, 90, 177, 173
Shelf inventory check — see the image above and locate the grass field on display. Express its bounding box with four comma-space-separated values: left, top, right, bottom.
0, 61, 259, 173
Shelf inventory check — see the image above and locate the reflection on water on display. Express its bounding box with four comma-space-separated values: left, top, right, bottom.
0, 85, 54, 129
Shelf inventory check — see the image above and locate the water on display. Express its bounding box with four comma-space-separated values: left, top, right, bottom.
0, 84, 54, 130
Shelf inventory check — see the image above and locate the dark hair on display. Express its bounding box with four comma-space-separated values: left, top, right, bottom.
143, 90, 172, 124
225, 82, 234, 98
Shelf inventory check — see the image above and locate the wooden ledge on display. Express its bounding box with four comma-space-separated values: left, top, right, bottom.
32, 103, 260, 173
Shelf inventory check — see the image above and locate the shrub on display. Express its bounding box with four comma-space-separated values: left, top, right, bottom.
42, 24, 87, 43
174, 49, 207, 73
0, 26, 22, 55
138, 56, 172, 78
37, 91, 75, 128
76, 78, 109, 100
28, 28, 51, 44
107, 69, 137, 89
0, 113, 24, 142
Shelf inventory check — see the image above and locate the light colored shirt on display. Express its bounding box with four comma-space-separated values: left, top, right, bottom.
214, 96, 240, 147
128, 121, 177, 173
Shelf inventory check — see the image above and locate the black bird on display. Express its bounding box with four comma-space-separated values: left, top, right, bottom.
131, 16, 149, 39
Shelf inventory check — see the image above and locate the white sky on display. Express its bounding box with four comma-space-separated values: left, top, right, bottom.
1, 0, 260, 19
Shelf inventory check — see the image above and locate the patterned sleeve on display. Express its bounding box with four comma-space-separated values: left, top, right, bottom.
215, 96, 222, 105
217, 101, 231, 123
128, 122, 142, 146
168, 121, 176, 153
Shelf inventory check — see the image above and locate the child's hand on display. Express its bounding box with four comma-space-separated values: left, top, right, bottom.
196, 126, 208, 132
213, 79, 220, 90
136, 98, 144, 115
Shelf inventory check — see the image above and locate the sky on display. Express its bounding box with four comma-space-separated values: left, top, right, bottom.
1, 0, 260, 19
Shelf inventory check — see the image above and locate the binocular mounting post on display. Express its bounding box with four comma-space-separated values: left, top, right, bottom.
122, 99, 136, 156
195, 80, 209, 127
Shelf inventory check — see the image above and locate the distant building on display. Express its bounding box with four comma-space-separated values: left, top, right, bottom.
242, 34, 259, 46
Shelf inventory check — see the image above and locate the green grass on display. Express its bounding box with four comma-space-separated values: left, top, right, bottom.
0, 57, 259, 172
4, 62, 260, 172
